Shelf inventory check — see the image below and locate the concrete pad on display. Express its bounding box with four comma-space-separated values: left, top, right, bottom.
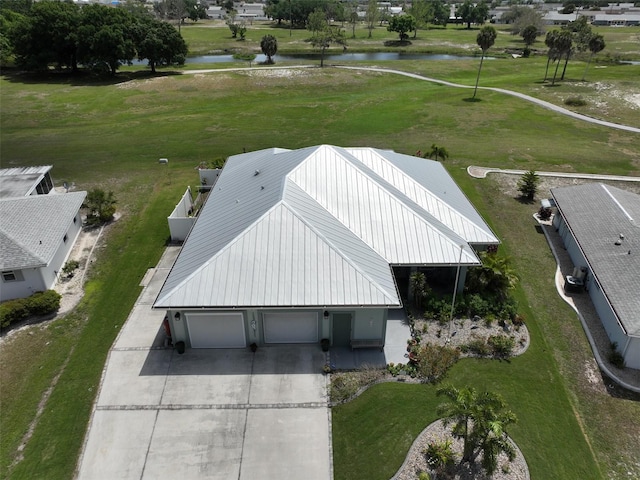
98, 350, 171, 407
156, 246, 180, 270
114, 304, 167, 349
137, 270, 171, 305
240, 408, 331, 480
162, 350, 253, 406
77, 409, 156, 480
143, 409, 246, 480
384, 317, 412, 366
250, 346, 326, 404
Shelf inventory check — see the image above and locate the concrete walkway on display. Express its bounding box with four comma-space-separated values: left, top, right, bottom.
75, 247, 332, 480
467, 166, 640, 182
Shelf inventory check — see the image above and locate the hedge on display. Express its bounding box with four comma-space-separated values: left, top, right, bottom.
0, 290, 62, 328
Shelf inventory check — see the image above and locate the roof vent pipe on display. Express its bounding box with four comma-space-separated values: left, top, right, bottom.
254, 170, 260, 176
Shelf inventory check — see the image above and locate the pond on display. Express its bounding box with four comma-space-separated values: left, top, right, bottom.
183, 52, 483, 64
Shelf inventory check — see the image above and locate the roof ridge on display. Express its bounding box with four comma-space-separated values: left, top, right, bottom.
281, 199, 400, 305
362, 148, 496, 242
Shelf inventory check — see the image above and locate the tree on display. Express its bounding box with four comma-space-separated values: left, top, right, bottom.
431, 0, 450, 27
466, 251, 518, 299
521, 24, 538, 48
135, 18, 187, 73
83, 189, 116, 225
473, 25, 497, 99
345, 0, 358, 38
260, 34, 278, 64
437, 385, 518, 475
582, 33, 605, 81
10, 0, 81, 72
307, 7, 326, 35
457, 0, 475, 29
365, 0, 379, 38
517, 169, 539, 201
77, 5, 137, 75
387, 14, 416, 42
543, 30, 560, 82
426, 143, 449, 162
552, 30, 573, 85
409, 271, 430, 308
502, 5, 544, 36
310, 24, 346, 67
410, 0, 433, 38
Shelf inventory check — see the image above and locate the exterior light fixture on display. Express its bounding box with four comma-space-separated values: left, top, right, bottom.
323, 310, 329, 318
174, 312, 181, 321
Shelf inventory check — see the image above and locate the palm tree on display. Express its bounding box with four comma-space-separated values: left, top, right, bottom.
466, 251, 518, 299
436, 385, 478, 461
437, 385, 518, 475
552, 30, 573, 85
543, 30, 559, 82
521, 24, 538, 50
427, 143, 449, 162
260, 34, 278, 64
473, 25, 497, 99
582, 33, 605, 81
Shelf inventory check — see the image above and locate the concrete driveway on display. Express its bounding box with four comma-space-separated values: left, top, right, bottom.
76, 248, 331, 480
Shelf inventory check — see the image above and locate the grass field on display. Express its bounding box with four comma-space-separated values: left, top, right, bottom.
1, 23, 639, 480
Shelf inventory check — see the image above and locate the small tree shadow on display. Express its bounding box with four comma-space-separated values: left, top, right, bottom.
383, 40, 412, 47
463, 97, 482, 103
515, 195, 535, 204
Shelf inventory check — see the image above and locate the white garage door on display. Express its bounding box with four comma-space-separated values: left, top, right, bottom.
263, 312, 318, 344
187, 313, 246, 348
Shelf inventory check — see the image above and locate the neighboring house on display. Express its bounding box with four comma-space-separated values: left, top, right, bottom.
154, 145, 499, 350
0, 166, 86, 302
552, 183, 640, 369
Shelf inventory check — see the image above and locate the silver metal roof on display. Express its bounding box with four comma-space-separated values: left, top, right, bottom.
551, 183, 640, 337
0, 191, 87, 270
154, 146, 499, 309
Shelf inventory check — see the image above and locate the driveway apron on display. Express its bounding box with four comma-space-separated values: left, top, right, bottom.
76, 247, 331, 480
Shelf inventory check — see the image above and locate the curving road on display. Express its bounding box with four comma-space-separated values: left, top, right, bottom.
183, 65, 640, 134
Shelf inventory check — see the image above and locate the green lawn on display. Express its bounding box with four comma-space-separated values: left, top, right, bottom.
1, 37, 639, 479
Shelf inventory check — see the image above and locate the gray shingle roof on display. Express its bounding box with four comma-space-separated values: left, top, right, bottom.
154, 146, 499, 309
0, 192, 87, 270
551, 183, 640, 337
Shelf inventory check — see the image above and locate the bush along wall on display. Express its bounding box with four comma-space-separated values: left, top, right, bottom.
0, 290, 62, 329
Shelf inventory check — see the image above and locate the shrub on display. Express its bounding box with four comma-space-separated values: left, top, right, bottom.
330, 365, 386, 403
512, 313, 526, 328
488, 334, 515, 357
484, 314, 496, 328
0, 290, 61, 328
0, 299, 29, 328
517, 170, 539, 201
424, 439, 455, 473
62, 259, 80, 277
462, 336, 491, 356
467, 294, 490, 317
416, 343, 460, 383
564, 96, 587, 107
608, 342, 626, 369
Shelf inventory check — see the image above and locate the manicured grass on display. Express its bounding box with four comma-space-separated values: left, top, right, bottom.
1, 49, 639, 478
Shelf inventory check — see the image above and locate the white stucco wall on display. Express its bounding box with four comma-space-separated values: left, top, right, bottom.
1, 268, 45, 301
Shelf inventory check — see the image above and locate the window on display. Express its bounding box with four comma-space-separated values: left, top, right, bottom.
2, 271, 17, 282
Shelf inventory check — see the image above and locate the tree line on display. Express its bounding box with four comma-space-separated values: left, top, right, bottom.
0, 0, 188, 74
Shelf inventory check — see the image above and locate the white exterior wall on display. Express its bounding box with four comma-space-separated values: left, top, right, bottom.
1, 268, 45, 301
622, 337, 640, 370
41, 213, 83, 289
352, 309, 386, 340
556, 213, 634, 365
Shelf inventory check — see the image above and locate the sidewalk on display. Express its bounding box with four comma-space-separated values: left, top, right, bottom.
540, 218, 640, 393
467, 166, 640, 182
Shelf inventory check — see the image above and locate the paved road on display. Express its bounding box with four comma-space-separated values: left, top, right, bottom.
182, 65, 640, 134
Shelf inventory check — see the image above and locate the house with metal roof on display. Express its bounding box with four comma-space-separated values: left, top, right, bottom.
154, 145, 499, 350
552, 183, 640, 369
0, 166, 86, 302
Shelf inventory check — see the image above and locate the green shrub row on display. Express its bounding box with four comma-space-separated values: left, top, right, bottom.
0, 290, 61, 328
423, 293, 518, 323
